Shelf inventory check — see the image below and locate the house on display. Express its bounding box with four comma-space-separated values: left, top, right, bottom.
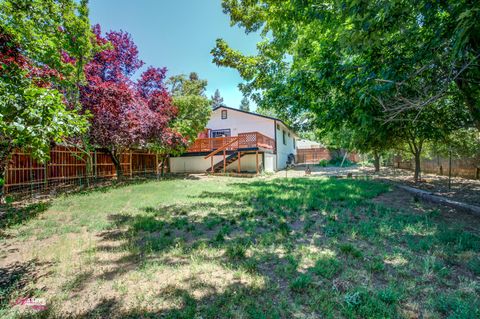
169, 105, 298, 173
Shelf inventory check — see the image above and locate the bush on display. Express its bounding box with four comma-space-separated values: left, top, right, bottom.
318, 159, 328, 167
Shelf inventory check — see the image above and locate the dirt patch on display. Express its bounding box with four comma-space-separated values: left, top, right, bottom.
276, 165, 480, 207
372, 187, 480, 233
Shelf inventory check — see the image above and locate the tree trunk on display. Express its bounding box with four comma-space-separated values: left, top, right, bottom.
413, 151, 421, 182
160, 157, 165, 177
0, 165, 6, 204
406, 134, 423, 183
109, 150, 123, 180
0, 145, 13, 204
373, 151, 380, 172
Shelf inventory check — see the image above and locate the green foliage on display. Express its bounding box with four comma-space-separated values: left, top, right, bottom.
289, 274, 312, 292
318, 159, 328, 167
225, 243, 247, 260
239, 96, 250, 112
0, 80, 88, 159
210, 88, 224, 109
434, 292, 480, 319
0, 0, 95, 197
168, 72, 211, 146
338, 243, 363, 259
312, 255, 340, 279
172, 95, 211, 143
2, 177, 479, 318
214, 0, 480, 178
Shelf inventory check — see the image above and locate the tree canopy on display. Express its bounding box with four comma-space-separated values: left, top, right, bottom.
212, 0, 480, 180
0, 0, 95, 198
211, 89, 224, 109
81, 26, 185, 177
239, 96, 250, 112
168, 72, 211, 146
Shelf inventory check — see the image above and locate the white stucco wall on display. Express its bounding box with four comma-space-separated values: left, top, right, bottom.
275, 122, 297, 170
207, 108, 275, 139
176, 107, 297, 172
170, 154, 264, 173
264, 153, 276, 172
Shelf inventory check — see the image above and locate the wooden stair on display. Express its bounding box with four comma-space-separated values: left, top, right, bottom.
208, 152, 246, 173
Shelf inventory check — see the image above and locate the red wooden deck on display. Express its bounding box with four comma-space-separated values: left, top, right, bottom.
187, 132, 275, 153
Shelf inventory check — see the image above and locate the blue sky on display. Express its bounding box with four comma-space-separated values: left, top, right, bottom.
89, 0, 260, 109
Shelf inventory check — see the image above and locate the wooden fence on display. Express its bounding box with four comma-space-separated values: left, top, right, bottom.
394, 157, 480, 179
296, 148, 360, 164
4, 145, 161, 195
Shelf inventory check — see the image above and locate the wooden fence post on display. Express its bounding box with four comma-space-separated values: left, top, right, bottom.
237, 151, 240, 173
94, 150, 97, 180
4, 160, 8, 195
223, 149, 226, 173
44, 163, 48, 190
130, 151, 133, 177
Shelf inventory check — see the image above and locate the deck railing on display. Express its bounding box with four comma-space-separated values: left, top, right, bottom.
187, 132, 275, 153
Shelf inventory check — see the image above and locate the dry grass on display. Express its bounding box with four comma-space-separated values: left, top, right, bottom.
0, 176, 479, 318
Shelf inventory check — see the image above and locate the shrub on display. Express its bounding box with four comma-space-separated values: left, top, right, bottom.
318, 159, 328, 167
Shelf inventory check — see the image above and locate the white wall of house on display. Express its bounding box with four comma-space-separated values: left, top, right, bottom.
172, 106, 297, 173
275, 121, 297, 170
170, 154, 264, 173
264, 153, 276, 172
207, 108, 275, 139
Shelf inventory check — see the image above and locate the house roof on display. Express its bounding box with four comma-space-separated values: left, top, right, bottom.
212, 105, 298, 137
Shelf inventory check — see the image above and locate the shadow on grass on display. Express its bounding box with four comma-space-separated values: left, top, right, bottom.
0, 259, 53, 311
16, 177, 479, 318
0, 202, 50, 236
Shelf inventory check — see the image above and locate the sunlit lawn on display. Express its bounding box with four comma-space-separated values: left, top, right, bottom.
0, 176, 479, 318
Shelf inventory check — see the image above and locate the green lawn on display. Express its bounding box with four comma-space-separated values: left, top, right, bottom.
1, 177, 479, 318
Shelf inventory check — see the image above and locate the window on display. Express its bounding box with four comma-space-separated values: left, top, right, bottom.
276, 123, 280, 130
288, 132, 291, 137
293, 138, 296, 149
282, 130, 286, 145
211, 129, 231, 137
221, 110, 227, 119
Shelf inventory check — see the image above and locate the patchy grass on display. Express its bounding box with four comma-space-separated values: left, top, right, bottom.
0, 176, 479, 318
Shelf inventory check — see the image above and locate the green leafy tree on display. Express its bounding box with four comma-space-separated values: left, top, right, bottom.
0, 0, 95, 201
239, 96, 250, 112
211, 89, 224, 109
212, 0, 478, 181
168, 72, 211, 144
